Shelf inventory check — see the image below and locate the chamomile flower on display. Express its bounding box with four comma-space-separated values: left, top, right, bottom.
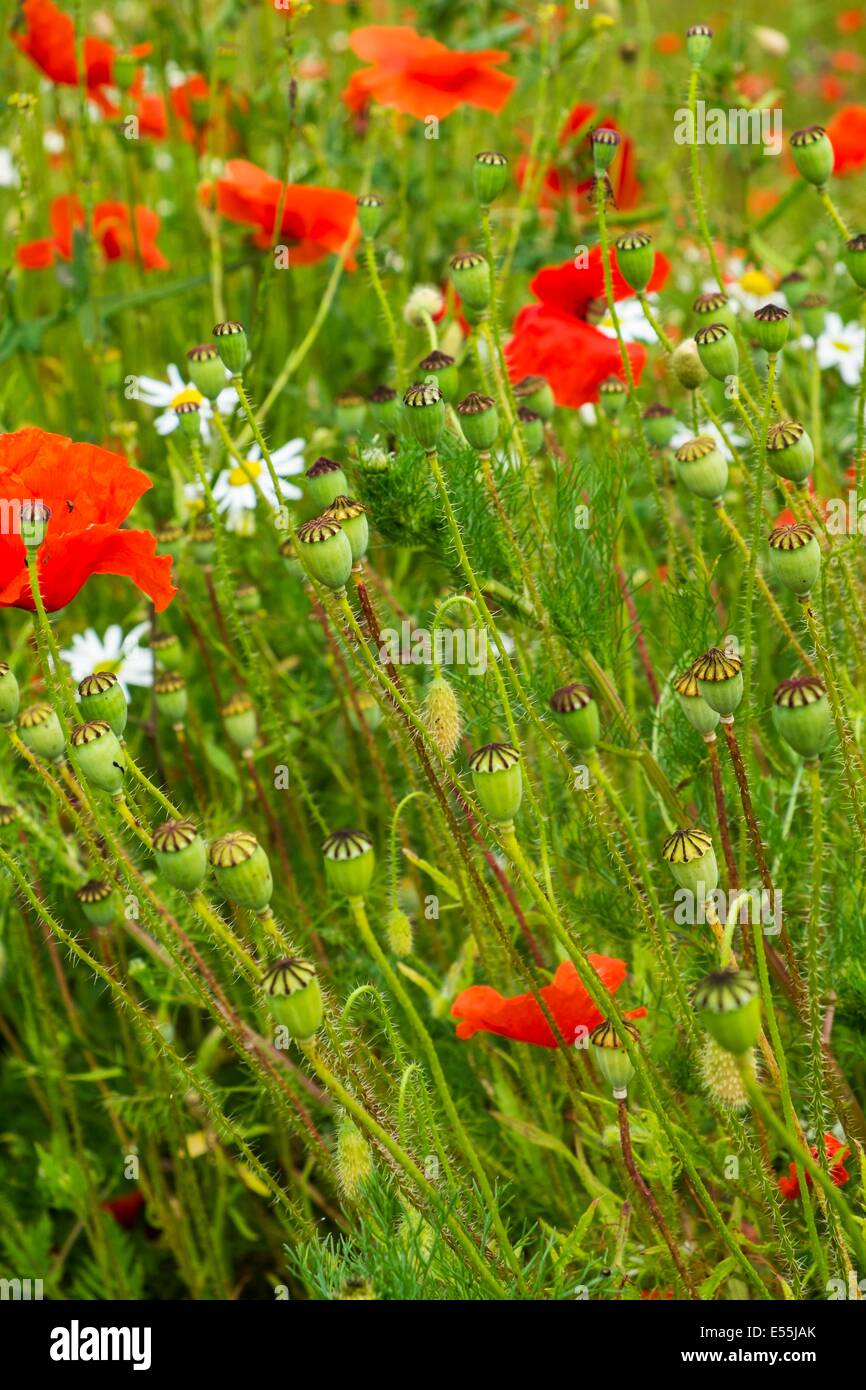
707, 257, 784, 315
0, 148, 19, 188
812, 312, 865, 387
59, 623, 153, 698
136, 363, 237, 441
185, 440, 305, 533
595, 296, 659, 345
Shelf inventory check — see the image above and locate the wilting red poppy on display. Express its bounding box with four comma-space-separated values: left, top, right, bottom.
504, 246, 670, 408
452, 954, 646, 1048
778, 1133, 850, 1199
11, 0, 149, 113
342, 26, 515, 120
205, 160, 359, 267
519, 104, 640, 215
0, 429, 175, 613
825, 104, 866, 174
17, 195, 169, 271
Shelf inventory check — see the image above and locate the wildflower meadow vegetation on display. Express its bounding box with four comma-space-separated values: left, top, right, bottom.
2, 0, 866, 1319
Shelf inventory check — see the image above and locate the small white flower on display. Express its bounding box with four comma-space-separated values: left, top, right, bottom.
813, 312, 865, 388
0, 148, 19, 188
404, 284, 444, 328
59, 622, 153, 699
595, 296, 658, 345
710, 257, 784, 316
185, 439, 305, 532
43, 129, 65, 155
136, 363, 237, 441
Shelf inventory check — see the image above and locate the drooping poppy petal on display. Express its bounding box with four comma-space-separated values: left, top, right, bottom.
342, 26, 515, 121
825, 104, 866, 174
505, 307, 647, 409
529, 246, 670, 322
16, 197, 168, 272
208, 160, 359, 267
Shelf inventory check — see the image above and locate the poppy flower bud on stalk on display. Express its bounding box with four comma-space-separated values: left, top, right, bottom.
844, 234, 866, 290
336, 1116, 373, 1198
549, 682, 601, 752
772, 676, 832, 762
305, 456, 348, 509
692, 647, 743, 716
589, 1018, 640, 1097
296, 515, 354, 590
418, 350, 458, 402
685, 23, 713, 65
752, 303, 789, 354
222, 692, 257, 752
260, 958, 323, 1041
154, 672, 188, 727
674, 435, 728, 501
422, 675, 462, 759
356, 192, 384, 240
0, 663, 21, 725
642, 403, 679, 449
213, 320, 249, 375
386, 908, 414, 957
186, 344, 226, 401
113, 52, 138, 91
403, 381, 446, 451
694, 324, 738, 382
78, 671, 128, 737
469, 742, 523, 825
766, 420, 813, 483
614, 231, 655, 293
210, 831, 273, 912
19, 702, 65, 763
789, 126, 835, 187
323, 496, 369, 564
671, 337, 707, 390
323, 829, 376, 898
76, 879, 121, 928
70, 720, 126, 795
662, 827, 719, 901
152, 819, 208, 892
19, 500, 51, 549
694, 969, 762, 1056
673, 666, 720, 736
767, 522, 821, 596
590, 126, 620, 174
598, 376, 627, 419
513, 374, 555, 421
448, 251, 490, 312
456, 393, 499, 451
700, 1036, 753, 1110
693, 291, 736, 334
518, 407, 544, 455
473, 150, 509, 205
800, 294, 828, 338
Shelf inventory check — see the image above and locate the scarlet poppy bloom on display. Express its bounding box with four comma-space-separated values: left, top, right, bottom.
0, 429, 175, 613
342, 26, 515, 120
452, 954, 646, 1048
11, 0, 149, 113
519, 104, 641, 215
505, 246, 670, 408
102, 1189, 146, 1229
206, 160, 359, 267
17, 195, 169, 272
778, 1134, 850, 1200
825, 104, 866, 174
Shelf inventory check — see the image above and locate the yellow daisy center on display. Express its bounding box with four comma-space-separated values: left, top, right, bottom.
832, 340, 850, 353
228, 458, 263, 487
171, 387, 204, 410
739, 269, 773, 296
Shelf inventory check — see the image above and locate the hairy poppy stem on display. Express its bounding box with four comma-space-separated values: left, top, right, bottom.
617, 1098, 700, 1299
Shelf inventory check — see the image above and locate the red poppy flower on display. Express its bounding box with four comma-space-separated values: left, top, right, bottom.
837, 9, 865, 34
342, 26, 515, 121
17, 195, 169, 271
205, 159, 359, 267
519, 104, 641, 215
0, 429, 175, 613
825, 104, 866, 174
102, 1189, 146, 1229
778, 1134, 850, 1200
11, 0, 149, 114
452, 954, 646, 1048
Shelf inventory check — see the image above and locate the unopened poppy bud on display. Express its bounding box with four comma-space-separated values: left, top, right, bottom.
767, 522, 821, 596
456, 392, 499, 451
448, 251, 490, 311
513, 374, 555, 420
356, 192, 384, 240
76, 879, 121, 928
694, 290, 736, 333
550, 682, 601, 752
700, 1036, 753, 1110
210, 830, 273, 911
518, 407, 544, 455
642, 403, 679, 448
694, 969, 761, 1056
279, 536, 303, 578
403, 381, 446, 451
150, 631, 182, 669
473, 150, 509, 205
335, 394, 367, 435
70, 720, 125, 795
674, 434, 728, 501
422, 676, 462, 759
692, 647, 743, 715
185, 344, 224, 400
19, 500, 51, 549
323, 495, 368, 563
368, 384, 400, 431
154, 671, 188, 727
662, 827, 719, 899
695, 323, 738, 382
590, 126, 620, 174
113, 52, 138, 91
686, 23, 713, 65
296, 515, 354, 590
752, 303, 789, 353
234, 582, 260, 615
671, 337, 707, 390
305, 456, 348, 509
222, 692, 257, 752
322, 829, 375, 898
0, 663, 20, 725
615, 230, 655, 292
191, 522, 216, 563
157, 524, 185, 561
766, 420, 813, 483
844, 234, 866, 290
213, 320, 248, 374
19, 702, 65, 762
772, 676, 831, 762
261, 957, 323, 1040
386, 907, 414, 957
589, 1018, 640, 1096
418, 349, 458, 402
673, 666, 720, 736
336, 1116, 373, 1197
152, 818, 208, 892
780, 271, 810, 309
789, 125, 834, 187
598, 376, 627, 419
800, 293, 828, 339
78, 671, 128, 737
469, 742, 523, 825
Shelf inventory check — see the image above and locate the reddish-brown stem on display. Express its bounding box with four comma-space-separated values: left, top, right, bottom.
617, 1098, 699, 1299
615, 564, 660, 704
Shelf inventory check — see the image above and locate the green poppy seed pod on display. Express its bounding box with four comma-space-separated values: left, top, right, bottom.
598, 376, 627, 419
78, 671, 128, 737
780, 272, 811, 309
662, 827, 719, 899
279, 536, 303, 578
154, 672, 188, 726
368, 384, 401, 431
157, 523, 185, 562
70, 720, 125, 795
191, 522, 216, 564
789, 125, 834, 187
513, 374, 555, 421
75, 879, 121, 928
210, 830, 273, 911
685, 23, 713, 65
296, 515, 354, 590
673, 666, 720, 736
767, 522, 821, 596
590, 126, 620, 174
518, 407, 545, 455
323, 495, 369, 564
403, 381, 446, 451
671, 337, 707, 390
213, 320, 248, 374
214, 43, 238, 81
766, 420, 813, 483
752, 303, 789, 354
234, 582, 260, 615
175, 399, 202, 442
305, 456, 348, 509
335, 394, 367, 435
186, 344, 226, 400
222, 692, 257, 752
589, 1019, 640, 1096
615, 230, 655, 293
694, 291, 737, 334
692, 647, 744, 716
356, 192, 384, 240
422, 676, 462, 759
695, 323, 739, 382
322, 829, 375, 899
800, 294, 828, 339
550, 682, 601, 752
0, 663, 20, 725
260, 957, 323, 1040
19, 702, 65, 762
448, 251, 490, 312
150, 631, 182, 669
113, 51, 138, 91
642, 403, 680, 449
469, 742, 523, 825
456, 392, 499, 451
0, 804, 16, 831
674, 435, 728, 502
19, 500, 51, 549
386, 907, 414, 957
773, 676, 832, 762
418, 350, 459, 402
694, 969, 761, 1055
473, 150, 510, 205
152, 818, 208, 892
844, 234, 866, 290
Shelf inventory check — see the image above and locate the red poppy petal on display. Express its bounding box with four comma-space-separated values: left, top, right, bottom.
1, 526, 175, 612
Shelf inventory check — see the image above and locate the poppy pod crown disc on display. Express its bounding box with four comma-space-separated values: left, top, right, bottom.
324, 495, 365, 523
307, 456, 344, 479
673, 667, 702, 699
662, 827, 713, 865
78, 670, 118, 697
322, 829, 375, 897
76, 878, 113, 905
154, 671, 186, 694
209, 830, 259, 868
694, 291, 729, 315
262, 957, 316, 998
662, 827, 719, 897
675, 435, 716, 464
692, 648, 742, 682
297, 516, 342, 546
457, 392, 495, 415
20, 701, 54, 728
695, 968, 758, 1014
323, 829, 373, 861
768, 521, 814, 552
469, 742, 520, 773
773, 676, 826, 708
550, 681, 593, 714
70, 719, 112, 746
153, 818, 199, 853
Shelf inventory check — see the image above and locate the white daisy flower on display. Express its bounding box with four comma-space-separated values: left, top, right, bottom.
707, 258, 784, 316
59, 622, 153, 699
595, 296, 658, 345
812, 312, 865, 388
0, 148, 19, 188
136, 363, 237, 441
185, 440, 306, 533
